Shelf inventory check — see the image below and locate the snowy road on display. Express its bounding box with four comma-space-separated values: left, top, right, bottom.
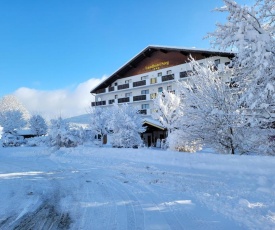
0, 146, 274, 229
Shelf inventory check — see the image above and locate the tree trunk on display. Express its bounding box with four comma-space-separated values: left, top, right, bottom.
229, 127, 235, 155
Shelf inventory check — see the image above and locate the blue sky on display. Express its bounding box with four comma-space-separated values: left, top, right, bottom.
0, 0, 252, 118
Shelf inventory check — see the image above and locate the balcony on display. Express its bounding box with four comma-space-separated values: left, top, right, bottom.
108, 86, 115, 92
133, 80, 146, 87
118, 97, 130, 103
91, 101, 106, 107
109, 99, 115, 104
133, 95, 147, 101
138, 109, 147, 115
117, 83, 129, 90
162, 74, 174, 82
180, 70, 192, 78
94, 88, 106, 94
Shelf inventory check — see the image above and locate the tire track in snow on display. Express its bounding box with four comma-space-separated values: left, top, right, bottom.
107, 178, 145, 230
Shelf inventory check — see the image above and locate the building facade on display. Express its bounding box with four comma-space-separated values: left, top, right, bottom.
90, 45, 234, 146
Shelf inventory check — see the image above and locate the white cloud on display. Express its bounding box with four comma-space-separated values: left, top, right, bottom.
13, 76, 106, 120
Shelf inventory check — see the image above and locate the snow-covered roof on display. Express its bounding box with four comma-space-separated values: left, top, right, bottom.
16, 129, 36, 136
90, 45, 235, 93
143, 118, 166, 130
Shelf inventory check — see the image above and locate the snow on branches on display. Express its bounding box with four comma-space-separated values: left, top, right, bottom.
89, 106, 110, 146
48, 117, 81, 148
29, 114, 48, 136
108, 104, 145, 148
151, 90, 182, 134
89, 104, 145, 148
0, 95, 30, 120
208, 0, 275, 128
0, 110, 27, 134
177, 59, 249, 155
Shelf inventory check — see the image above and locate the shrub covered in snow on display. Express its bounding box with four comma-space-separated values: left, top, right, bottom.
48, 117, 82, 148
109, 104, 145, 148
26, 135, 50, 147
167, 130, 202, 153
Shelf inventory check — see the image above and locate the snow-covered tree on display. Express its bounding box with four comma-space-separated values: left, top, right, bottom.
29, 114, 48, 136
0, 95, 30, 120
177, 59, 250, 154
168, 129, 203, 153
151, 90, 182, 134
207, 0, 275, 128
109, 104, 145, 148
0, 110, 27, 134
89, 107, 111, 146
48, 117, 81, 148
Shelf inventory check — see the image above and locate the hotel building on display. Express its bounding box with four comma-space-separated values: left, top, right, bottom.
90, 45, 234, 146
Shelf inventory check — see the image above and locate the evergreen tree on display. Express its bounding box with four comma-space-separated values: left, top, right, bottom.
29, 114, 48, 136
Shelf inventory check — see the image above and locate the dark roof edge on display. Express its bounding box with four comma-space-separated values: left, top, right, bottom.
90, 45, 151, 94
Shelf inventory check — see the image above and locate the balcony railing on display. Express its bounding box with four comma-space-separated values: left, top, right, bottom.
109, 99, 115, 104
91, 101, 106, 107
133, 95, 146, 101
138, 109, 147, 115
162, 74, 174, 82
108, 86, 114, 92
95, 88, 106, 94
133, 80, 146, 87
180, 70, 192, 78
117, 83, 129, 90
118, 97, 130, 103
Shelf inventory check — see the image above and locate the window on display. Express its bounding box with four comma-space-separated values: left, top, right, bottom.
141, 89, 149, 95
158, 87, 163, 93
142, 104, 149, 109
141, 75, 147, 80
158, 72, 162, 77
150, 93, 157, 99
150, 78, 157, 84
167, 85, 172, 91
114, 82, 117, 86
214, 59, 220, 66
167, 70, 172, 75
180, 70, 192, 78
125, 92, 132, 97
109, 99, 115, 104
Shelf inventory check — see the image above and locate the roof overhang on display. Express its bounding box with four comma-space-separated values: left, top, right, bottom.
90, 45, 235, 94
143, 119, 166, 130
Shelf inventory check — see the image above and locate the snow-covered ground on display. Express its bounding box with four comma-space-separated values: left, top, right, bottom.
0, 145, 274, 230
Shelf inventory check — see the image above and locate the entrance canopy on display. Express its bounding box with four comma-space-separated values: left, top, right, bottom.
142, 118, 166, 131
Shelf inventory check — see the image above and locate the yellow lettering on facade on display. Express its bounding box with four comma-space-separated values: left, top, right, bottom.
145, 61, 170, 71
